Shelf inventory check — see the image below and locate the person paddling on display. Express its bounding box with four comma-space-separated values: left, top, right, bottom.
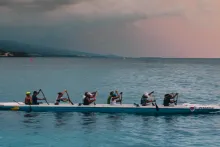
32, 90, 46, 105
54, 90, 69, 105
24, 92, 32, 105
107, 91, 121, 105
163, 93, 178, 106
83, 91, 97, 105
140, 92, 154, 106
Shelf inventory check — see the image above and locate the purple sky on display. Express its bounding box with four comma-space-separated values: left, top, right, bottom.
0, 0, 220, 57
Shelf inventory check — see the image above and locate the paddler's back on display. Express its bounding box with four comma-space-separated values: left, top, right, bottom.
107, 95, 111, 104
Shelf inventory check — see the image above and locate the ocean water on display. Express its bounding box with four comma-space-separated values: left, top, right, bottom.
0, 57, 220, 147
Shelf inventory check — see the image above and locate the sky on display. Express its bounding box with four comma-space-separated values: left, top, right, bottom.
0, 0, 220, 57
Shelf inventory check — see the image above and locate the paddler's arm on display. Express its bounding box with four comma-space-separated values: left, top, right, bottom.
112, 96, 120, 100
146, 99, 153, 103
62, 90, 67, 95
115, 90, 119, 95
146, 91, 154, 102
91, 91, 97, 98
109, 91, 120, 101
37, 98, 46, 100
173, 93, 179, 103
170, 93, 178, 97
170, 97, 176, 103
171, 93, 178, 102
88, 97, 96, 103
61, 98, 68, 102
115, 91, 120, 98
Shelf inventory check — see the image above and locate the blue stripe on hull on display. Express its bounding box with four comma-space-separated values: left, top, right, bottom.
1, 105, 219, 115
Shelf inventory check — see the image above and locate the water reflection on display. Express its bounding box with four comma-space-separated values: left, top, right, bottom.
140, 115, 160, 127
24, 112, 39, 118
53, 112, 74, 128
104, 114, 125, 131
163, 115, 179, 124
22, 112, 41, 129
106, 113, 124, 120
77, 112, 98, 133
80, 113, 96, 125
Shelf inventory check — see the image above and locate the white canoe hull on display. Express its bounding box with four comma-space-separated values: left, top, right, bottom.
1, 102, 220, 115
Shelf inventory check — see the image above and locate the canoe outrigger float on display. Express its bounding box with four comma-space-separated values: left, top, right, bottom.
0, 102, 220, 115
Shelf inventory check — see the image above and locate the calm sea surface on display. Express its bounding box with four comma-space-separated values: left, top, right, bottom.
0, 57, 220, 147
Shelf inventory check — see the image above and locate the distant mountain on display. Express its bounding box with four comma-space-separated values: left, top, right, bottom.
104, 54, 121, 58
0, 40, 121, 58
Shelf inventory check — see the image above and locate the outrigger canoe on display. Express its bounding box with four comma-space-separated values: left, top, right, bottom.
0, 102, 220, 115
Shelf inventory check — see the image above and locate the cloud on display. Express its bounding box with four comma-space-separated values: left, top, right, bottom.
0, 0, 85, 12
0, 0, 187, 29
47, 0, 184, 20
0, 0, 218, 22
0, 0, 185, 24
1, 0, 220, 57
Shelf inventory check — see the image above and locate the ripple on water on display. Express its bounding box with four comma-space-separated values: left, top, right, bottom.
1, 58, 220, 147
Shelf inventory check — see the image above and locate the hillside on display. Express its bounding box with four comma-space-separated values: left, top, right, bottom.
0, 40, 120, 58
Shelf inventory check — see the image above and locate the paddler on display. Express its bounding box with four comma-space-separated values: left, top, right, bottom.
83, 91, 97, 105
107, 91, 121, 105
163, 93, 178, 106
24, 92, 32, 105
54, 90, 69, 105
32, 90, 46, 105
140, 92, 154, 106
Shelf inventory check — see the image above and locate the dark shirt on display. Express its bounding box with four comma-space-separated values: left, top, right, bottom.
163, 94, 173, 106
141, 97, 149, 106
32, 95, 38, 105
83, 97, 90, 105
141, 97, 146, 105
163, 98, 170, 106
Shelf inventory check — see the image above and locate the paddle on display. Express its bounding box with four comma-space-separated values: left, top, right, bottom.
149, 91, 154, 95
13, 100, 20, 105
148, 91, 159, 111
65, 90, 74, 105
39, 89, 49, 105
154, 101, 159, 111
94, 91, 98, 105
174, 93, 178, 105
120, 92, 123, 105
134, 103, 140, 107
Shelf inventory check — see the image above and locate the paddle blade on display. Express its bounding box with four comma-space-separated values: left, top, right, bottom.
120, 92, 123, 105
155, 103, 159, 111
